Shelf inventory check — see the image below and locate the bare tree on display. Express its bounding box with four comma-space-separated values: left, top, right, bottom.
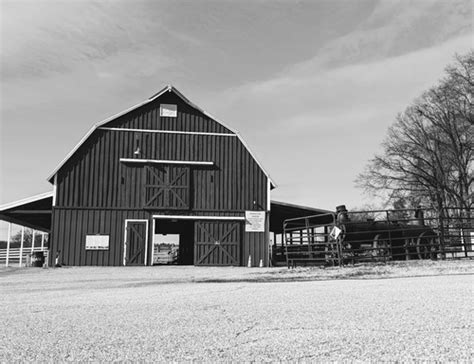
356, 51, 473, 213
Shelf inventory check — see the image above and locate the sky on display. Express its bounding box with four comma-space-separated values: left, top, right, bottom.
0, 0, 472, 217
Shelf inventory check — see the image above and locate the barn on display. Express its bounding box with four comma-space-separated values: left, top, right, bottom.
0, 86, 329, 267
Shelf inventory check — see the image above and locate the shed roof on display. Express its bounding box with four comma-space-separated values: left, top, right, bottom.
0, 192, 53, 232
47, 85, 276, 188
269, 200, 333, 233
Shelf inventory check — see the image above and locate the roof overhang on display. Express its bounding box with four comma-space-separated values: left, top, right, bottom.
0, 192, 53, 232
270, 200, 333, 233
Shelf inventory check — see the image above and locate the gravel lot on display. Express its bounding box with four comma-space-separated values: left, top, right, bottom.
1, 262, 473, 362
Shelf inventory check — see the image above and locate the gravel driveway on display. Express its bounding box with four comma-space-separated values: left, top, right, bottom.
0, 264, 472, 362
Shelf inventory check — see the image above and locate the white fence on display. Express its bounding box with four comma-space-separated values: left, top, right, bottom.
0, 223, 49, 267
0, 247, 49, 267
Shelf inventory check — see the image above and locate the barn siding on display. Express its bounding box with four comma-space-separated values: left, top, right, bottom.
56, 131, 267, 213
49, 208, 150, 266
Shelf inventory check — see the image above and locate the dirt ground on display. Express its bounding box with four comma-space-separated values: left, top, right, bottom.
1, 261, 473, 362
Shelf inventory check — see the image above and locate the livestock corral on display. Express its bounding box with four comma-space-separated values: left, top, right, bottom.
277, 205, 473, 268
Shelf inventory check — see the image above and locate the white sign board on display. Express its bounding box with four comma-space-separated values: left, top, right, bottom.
329, 226, 342, 240
85, 235, 109, 250
245, 211, 266, 232
160, 104, 177, 117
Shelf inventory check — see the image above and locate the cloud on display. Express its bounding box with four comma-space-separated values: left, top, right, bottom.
0, 0, 201, 81
211, 34, 472, 127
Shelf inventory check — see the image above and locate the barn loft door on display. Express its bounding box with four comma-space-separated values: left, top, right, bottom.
194, 221, 241, 266
125, 221, 147, 266
144, 165, 190, 209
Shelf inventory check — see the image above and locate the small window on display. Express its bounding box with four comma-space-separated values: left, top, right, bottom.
160, 104, 177, 117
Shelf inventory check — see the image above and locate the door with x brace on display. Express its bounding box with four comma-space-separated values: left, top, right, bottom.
125, 220, 147, 266
144, 165, 190, 210
194, 221, 241, 266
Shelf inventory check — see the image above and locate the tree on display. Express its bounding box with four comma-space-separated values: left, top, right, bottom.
356, 51, 473, 213
2, 228, 49, 249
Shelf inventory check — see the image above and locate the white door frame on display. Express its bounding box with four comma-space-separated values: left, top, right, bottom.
123, 219, 149, 266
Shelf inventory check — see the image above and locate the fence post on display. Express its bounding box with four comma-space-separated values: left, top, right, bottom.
41, 233, 45, 250
438, 209, 446, 260
6, 223, 11, 267
385, 211, 393, 259
31, 230, 35, 253
404, 239, 410, 261
19, 226, 24, 267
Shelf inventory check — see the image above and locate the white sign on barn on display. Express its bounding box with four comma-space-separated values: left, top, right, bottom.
85, 235, 109, 250
245, 211, 265, 232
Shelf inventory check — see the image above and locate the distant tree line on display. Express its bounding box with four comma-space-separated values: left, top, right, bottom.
0, 228, 48, 249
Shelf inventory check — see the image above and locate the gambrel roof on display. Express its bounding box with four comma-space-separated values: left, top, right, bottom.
47, 85, 276, 188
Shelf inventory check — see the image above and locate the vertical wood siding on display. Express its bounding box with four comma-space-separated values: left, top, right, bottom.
56, 132, 267, 212
49, 208, 149, 266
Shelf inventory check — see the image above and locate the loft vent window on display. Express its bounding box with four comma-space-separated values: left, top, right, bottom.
160, 104, 177, 117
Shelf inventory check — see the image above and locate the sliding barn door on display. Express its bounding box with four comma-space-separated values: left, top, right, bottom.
194, 221, 241, 266
144, 165, 190, 209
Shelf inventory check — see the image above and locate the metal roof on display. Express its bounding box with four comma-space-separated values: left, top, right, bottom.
0, 191, 53, 211
269, 200, 333, 233
47, 85, 276, 188
0, 191, 53, 232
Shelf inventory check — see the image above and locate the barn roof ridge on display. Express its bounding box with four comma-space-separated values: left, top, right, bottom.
47, 85, 276, 188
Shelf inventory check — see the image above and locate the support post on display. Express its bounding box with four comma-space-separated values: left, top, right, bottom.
41, 233, 45, 250
31, 230, 35, 253
6, 223, 11, 267
19, 226, 25, 267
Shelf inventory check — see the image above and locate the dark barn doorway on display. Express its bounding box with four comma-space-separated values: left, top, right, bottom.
153, 219, 194, 265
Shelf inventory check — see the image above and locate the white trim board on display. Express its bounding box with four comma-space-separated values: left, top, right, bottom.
100, 127, 236, 137
47, 85, 276, 188
153, 215, 245, 221
120, 158, 214, 166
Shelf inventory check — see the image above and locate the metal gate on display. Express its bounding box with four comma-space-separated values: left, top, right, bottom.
194, 221, 241, 266
283, 213, 340, 268
282, 207, 473, 267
